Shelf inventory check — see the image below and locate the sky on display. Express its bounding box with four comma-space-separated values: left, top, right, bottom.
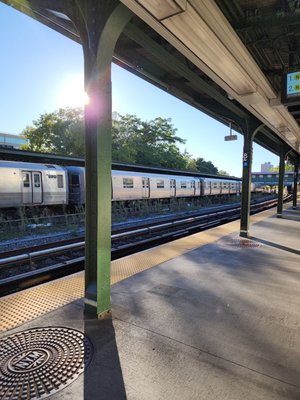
0, 2, 280, 177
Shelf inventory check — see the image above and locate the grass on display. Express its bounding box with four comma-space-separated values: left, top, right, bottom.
0, 206, 85, 242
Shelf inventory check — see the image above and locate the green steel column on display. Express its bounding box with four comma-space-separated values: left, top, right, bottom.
277, 151, 286, 217
240, 122, 263, 238
72, 1, 132, 317
293, 159, 299, 209
240, 130, 253, 238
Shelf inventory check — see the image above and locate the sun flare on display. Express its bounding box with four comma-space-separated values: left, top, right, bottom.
57, 75, 89, 108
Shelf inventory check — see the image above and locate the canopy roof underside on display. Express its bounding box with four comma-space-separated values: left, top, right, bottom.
2, 0, 300, 162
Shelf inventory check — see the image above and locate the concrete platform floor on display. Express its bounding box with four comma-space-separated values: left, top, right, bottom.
1, 204, 300, 400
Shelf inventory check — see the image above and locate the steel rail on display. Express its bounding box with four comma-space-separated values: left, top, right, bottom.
0, 196, 285, 270
0, 242, 85, 268
0, 195, 291, 296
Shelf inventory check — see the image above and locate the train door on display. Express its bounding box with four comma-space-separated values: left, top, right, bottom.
22, 171, 42, 204
32, 172, 42, 203
69, 173, 80, 203
170, 179, 176, 197
142, 177, 150, 198
191, 180, 196, 195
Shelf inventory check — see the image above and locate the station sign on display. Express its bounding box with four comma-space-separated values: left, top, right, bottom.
224, 134, 237, 141
281, 69, 300, 106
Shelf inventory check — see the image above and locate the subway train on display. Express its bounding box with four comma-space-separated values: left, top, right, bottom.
0, 160, 242, 208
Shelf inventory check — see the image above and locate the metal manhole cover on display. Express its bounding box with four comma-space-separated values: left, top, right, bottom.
0, 327, 93, 400
224, 239, 260, 248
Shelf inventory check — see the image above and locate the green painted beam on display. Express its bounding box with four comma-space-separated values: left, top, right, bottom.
240, 121, 264, 238
71, 0, 133, 317
293, 159, 299, 209
123, 23, 247, 119
277, 152, 286, 217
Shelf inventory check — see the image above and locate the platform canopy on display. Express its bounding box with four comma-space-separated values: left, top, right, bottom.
1, 0, 300, 161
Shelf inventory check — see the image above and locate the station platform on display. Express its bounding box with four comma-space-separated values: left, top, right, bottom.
0, 202, 299, 400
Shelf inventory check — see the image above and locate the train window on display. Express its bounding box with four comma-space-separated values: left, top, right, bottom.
34, 174, 41, 188
180, 181, 187, 188
142, 178, 149, 188
191, 181, 195, 188
123, 178, 134, 188
71, 175, 80, 185
170, 179, 176, 188
23, 173, 30, 188
156, 179, 165, 188
57, 175, 64, 188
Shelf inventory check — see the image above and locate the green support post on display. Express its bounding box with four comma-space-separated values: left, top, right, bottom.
277, 150, 288, 217
71, 1, 133, 317
293, 159, 299, 209
240, 122, 263, 238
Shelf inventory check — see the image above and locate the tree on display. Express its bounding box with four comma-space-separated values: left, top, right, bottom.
218, 170, 230, 176
270, 162, 294, 173
22, 108, 85, 156
112, 113, 188, 169
183, 151, 198, 171
194, 157, 219, 174
22, 108, 222, 173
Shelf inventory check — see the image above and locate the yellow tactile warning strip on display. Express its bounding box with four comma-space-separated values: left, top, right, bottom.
0, 274, 84, 332
0, 208, 274, 333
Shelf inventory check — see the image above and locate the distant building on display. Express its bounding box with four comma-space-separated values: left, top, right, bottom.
260, 161, 273, 173
0, 132, 28, 149
252, 172, 295, 186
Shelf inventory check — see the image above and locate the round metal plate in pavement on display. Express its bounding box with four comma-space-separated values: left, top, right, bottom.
0, 327, 93, 400
221, 238, 260, 248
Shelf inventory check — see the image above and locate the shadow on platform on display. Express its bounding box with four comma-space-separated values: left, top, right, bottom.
83, 317, 127, 400
249, 236, 300, 255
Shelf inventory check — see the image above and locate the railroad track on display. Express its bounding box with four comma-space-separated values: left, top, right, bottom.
0, 196, 289, 296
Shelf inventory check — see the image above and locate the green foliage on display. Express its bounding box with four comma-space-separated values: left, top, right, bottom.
194, 157, 218, 174
269, 162, 294, 172
112, 113, 187, 169
218, 169, 230, 176
22, 108, 221, 174
22, 108, 84, 156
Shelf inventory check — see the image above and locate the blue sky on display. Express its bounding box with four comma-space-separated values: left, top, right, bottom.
0, 2, 279, 176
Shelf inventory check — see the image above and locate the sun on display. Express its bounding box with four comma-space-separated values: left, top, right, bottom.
57, 75, 89, 108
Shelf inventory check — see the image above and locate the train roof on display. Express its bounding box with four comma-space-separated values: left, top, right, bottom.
0, 148, 241, 181
112, 170, 240, 183
112, 162, 241, 181
112, 170, 204, 180
0, 160, 65, 171
252, 171, 294, 175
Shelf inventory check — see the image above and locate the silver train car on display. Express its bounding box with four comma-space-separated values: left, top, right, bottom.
111, 170, 202, 201
111, 170, 241, 200
0, 161, 68, 207
0, 161, 241, 208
